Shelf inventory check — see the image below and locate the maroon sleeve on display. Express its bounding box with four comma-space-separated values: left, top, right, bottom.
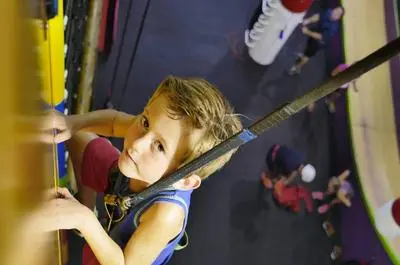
81, 138, 120, 193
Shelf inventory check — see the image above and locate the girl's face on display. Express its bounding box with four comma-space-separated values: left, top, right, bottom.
328, 177, 341, 193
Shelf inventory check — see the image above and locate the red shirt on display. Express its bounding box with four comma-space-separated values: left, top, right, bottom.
273, 180, 313, 213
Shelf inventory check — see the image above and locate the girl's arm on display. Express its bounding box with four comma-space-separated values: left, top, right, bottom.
337, 169, 350, 182
336, 191, 352, 207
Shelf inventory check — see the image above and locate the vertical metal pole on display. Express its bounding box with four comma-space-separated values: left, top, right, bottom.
76, 0, 103, 114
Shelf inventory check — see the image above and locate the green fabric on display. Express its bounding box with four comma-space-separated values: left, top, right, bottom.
174, 231, 189, 251
397, 0, 400, 35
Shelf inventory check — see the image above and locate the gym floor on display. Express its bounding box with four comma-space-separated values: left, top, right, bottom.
68, 1, 338, 264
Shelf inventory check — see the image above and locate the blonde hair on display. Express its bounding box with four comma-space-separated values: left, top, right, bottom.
149, 75, 243, 180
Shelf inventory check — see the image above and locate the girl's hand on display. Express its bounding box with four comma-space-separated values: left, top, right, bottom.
338, 169, 351, 183
327, 176, 340, 194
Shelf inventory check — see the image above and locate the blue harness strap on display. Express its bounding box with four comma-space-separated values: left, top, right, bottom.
133, 191, 189, 227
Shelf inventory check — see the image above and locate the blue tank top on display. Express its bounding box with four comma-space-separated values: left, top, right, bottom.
109, 189, 192, 265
